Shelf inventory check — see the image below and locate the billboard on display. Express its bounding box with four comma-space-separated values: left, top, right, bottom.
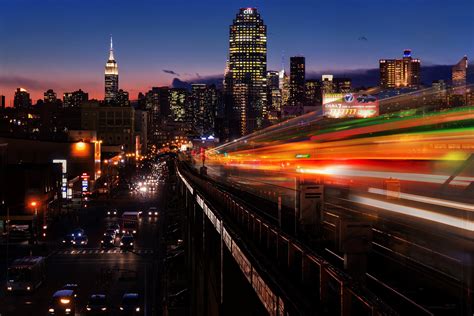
323, 93, 379, 118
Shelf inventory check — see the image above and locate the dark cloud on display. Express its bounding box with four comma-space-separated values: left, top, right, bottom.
170, 74, 223, 90
163, 69, 180, 76
0, 76, 50, 90
358, 36, 368, 41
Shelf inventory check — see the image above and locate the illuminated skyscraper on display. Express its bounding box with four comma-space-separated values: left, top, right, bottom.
229, 7, 267, 136
169, 88, 188, 123
379, 50, 420, 88
452, 56, 468, 88
289, 56, 305, 106
191, 84, 216, 137
104, 36, 119, 103
266, 70, 281, 111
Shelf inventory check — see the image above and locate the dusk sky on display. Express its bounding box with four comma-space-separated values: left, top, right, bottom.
0, 0, 473, 104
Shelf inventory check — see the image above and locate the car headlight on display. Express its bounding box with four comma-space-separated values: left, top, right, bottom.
65, 308, 71, 313
133, 230, 137, 234
81, 241, 85, 244
72, 241, 76, 244
7, 286, 12, 291
101, 307, 107, 311
130, 242, 134, 246
78, 233, 82, 237
107, 212, 111, 215
49, 308, 55, 313
27, 286, 31, 291
136, 307, 140, 312
86, 307, 91, 311
155, 212, 158, 215
63, 240, 66, 243
120, 307, 124, 310
120, 242, 123, 246
148, 212, 152, 215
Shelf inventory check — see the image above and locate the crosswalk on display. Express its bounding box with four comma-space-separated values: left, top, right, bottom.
53, 248, 154, 255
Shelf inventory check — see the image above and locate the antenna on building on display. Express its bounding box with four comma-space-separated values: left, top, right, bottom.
281, 51, 286, 72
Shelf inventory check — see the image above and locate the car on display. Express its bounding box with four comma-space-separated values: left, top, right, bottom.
108, 223, 121, 234
120, 235, 134, 250
101, 234, 115, 248
72, 235, 88, 246
71, 228, 85, 238
104, 229, 116, 239
61, 284, 78, 298
86, 294, 108, 314
146, 207, 158, 217
356, 94, 377, 103
48, 289, 75, 315
62, 234, 75, 246
107, 209, 118, 216
119, 293, 142, 314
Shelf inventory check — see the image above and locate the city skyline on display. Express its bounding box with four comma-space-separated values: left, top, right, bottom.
1, 0, 473, 103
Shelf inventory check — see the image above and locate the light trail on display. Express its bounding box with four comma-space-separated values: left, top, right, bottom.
368, 188, 474, 212
349, 195, 474, 232
296, 167, 473, 187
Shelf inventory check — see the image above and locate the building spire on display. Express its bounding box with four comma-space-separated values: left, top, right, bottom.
109, 35, 114, 61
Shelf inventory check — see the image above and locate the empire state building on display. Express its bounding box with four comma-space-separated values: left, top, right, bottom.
104, 36, 119, 103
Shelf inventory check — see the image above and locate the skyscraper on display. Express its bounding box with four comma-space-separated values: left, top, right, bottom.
266, 70, 281, 112
379, 50, 421, 88
169, 88, 188, 123
104, 36, 119, 103
13, 88, 31, 108
289, 56, 306, 106
0, 95, 5, 109
191, 84, 216, 137
452, 56, 468, 88
228, 7, 267, 136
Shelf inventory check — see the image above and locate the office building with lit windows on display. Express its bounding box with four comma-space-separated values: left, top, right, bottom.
228, 7, 267, 136
104, 37, 119, 103
191, 84, 217, 137
379, 50, 420, 88
63, 89, 88, 107
169, 88, 188, 123
452, 56, 468, 88
43, 89, 57, 103
289, 56, 306, 106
